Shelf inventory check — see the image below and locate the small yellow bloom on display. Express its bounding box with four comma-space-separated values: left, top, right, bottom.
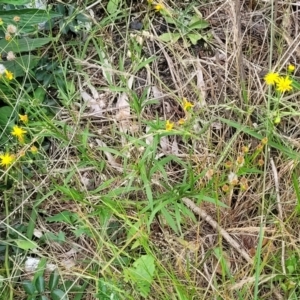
182, 98, 194, 111
13, 16, 20, 22
242, 146, 249, 153
264, 72, 279, 85
154, 3, 165, 12
30, 146, 38, 154
0, 153, 14, 168
178, 118, 185, 125
236, 155, 244, 167
11, 125, 27, 142
19, 114, 28, 124
5, 70, 13, 80
261, 137, 268, 145
288, 64, 295, 73
5, 33, 11, 41
165, 120, 174, 131
276, 76, 292, 93
222, 184, 230, 193
0, 18, 3, 26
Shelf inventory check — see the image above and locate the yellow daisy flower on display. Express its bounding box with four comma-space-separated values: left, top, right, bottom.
0, 153, 15, 168
19, 114, 28, 124
288, 64, 295, 73
264, 72, 279, 85
182, 98, 194, 111
11, 125, 27, 142
276, 76, 292, 93
5, 70, 13, 80
154, 3, 165, 12
165, 120, 174, 131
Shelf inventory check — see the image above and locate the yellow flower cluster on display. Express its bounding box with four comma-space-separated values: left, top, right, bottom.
0, 64, 14, 80
0, 115, 38, 169
264, 64, 295, 93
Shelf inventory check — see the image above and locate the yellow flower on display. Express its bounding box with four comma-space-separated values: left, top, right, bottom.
5, 33, 11, 41
0, 18, 3, 26
182, 98, 194, 111
19, 114, 28, 124
5, 70, 13, 80
0, 153, 14, 168
276, 76, 292, 93
165, 120, 174, 131
178, 118, 185, 125
30, 146, 38, 154
264, 72, 279, 85
288, 64, 295, 73
154, 3, 165, 12
11, 125, 27, 142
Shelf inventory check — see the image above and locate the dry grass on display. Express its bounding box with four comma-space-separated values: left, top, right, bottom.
2, 0, 300, 299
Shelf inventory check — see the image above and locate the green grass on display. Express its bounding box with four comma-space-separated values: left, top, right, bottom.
1, 1, 300, 299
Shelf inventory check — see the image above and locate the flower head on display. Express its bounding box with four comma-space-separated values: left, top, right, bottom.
0, 64, 6, 75
288, 64, 295, 73
13, 16, 20, 22
182, 98, 194, 111
276, 76, 292, 93
5, 70, 13, 80
165, 120, 174, 131
178, 118, 185, 125
30, 146, 38, 154
7, 51, 15, 61
7, 24, 17, 34
19, 114, 28, 124
228, 172, 238, 185
154, 3, 165, 12
264, 72, 279, 85
5, 33, 11, 41
11, 125, 27, 142
0, 153, 14, 168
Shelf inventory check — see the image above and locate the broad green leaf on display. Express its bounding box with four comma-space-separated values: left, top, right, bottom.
188, 18, 209, 30
187, 33, 202, 45
159, 32, 181, 43
35, 276, 45, 293
15, 239, 38, 250
0, 106, 14, 126
51, 289, 68, 300
0, 9, 61, 29
49, 271, 60, 291
22, 280, 36, 295
0, 0, 30, 3
107, 0, 120, 14
198, 194, 228, 208
0, 38, 52, 53
46, 211, 78, 224
124, 255, 155, 298
1, 55, 39, 77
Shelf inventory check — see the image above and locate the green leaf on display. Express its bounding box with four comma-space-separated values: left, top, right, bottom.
197, 194, 228, 208
46, 211, 78, 225
51, 289, 68, 300
22, 280, 36, 295
0, 0, 30, 3
159, 32, 181, 43
0, 38, 52, 54
15, 239, 38, 250
188, 18, 209, 30
49, 271, 60, 291
124, 255, 155, 298
187, 33, 202, 45
1, 55, 39, 77
0, 106, 14, 126
0, 9, 61, 30
35, 276, 45, 293
107, 0, 120, 14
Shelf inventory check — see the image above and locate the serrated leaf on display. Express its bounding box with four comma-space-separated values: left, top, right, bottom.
107, 0, 120, 14
0, 38, 52, 54
15, 239, 38, 250
187, 33, 202, 45
159, 32, 181, 43
51, 289, 68, 300
22, 280, 36, 295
